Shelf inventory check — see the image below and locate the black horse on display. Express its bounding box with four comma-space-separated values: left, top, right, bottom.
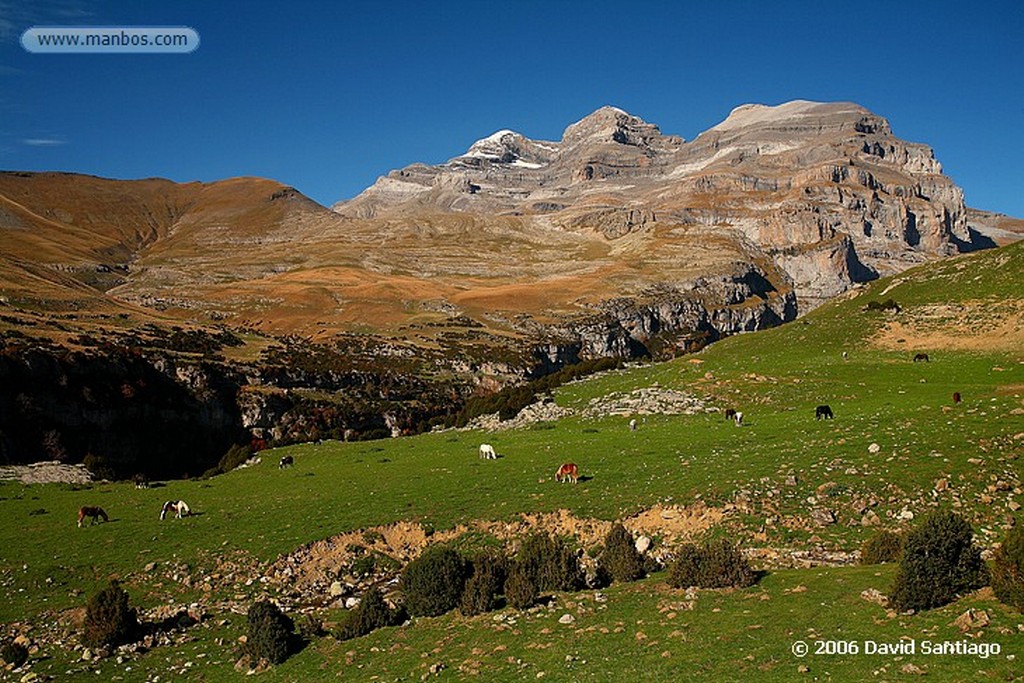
279, 455, 294, 469
815, 405, 834, 420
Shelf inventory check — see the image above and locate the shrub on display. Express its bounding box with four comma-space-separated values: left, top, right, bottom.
246, 601, 295, 665
991, 522, 1024, 612
666, 540, 756, 589
504, 562, 539, 610
0, 640, 28, 667
401, 546, 470, 617
599, 523, 646, 584
82, 580, 138, 649
459, 550, 509, 616
860, 530, 904, 565
217, 443, 253, 474
516, 533, 583, 594
334, 587, 403, 641
889, 511, 988, 612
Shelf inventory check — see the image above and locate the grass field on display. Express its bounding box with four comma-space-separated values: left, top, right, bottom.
1, 242, 1022, 681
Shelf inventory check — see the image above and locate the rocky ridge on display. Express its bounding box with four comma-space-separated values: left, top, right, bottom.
336, 100, 982, 310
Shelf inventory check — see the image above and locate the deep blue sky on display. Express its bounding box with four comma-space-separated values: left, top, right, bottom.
1, 0, 1022, 216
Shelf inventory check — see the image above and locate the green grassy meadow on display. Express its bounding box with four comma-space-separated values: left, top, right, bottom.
2, 242, 1022, 681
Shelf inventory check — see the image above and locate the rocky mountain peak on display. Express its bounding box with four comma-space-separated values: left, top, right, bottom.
456, 129, 556, 168
561, 105, 676, 149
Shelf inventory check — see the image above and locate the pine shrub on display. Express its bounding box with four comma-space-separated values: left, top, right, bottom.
504, 562, 539, 610
860, 530, 904, 565
335, 587, 403, 641
0, 640, 28, 667
889, 510, 988, 612
991, 522, 1024, 612
82, 580, 138, 649
459, 550, 509, 616
598, 523, 646, 584
401, 546, 470, 617
246, 601, 295, 665
666, 540, 755, 589
516, 533, 583, 593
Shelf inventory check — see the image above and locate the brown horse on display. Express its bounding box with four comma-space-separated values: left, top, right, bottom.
555, 463, 579, 484
77, 506, 108, 527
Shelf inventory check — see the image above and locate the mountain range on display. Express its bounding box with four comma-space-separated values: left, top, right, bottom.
2, 100, 1023, 473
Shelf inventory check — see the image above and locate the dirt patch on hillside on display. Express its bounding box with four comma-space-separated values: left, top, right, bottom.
0, 461, 93, 485
272, 503, 726, 593
871, 300, 1024, 355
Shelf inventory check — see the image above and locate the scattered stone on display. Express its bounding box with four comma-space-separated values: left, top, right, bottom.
868, 443, 881, 454
900, 663, 926, 675
860, 588, 889, 607
953, 608, 989, 632
558, 614, 575, 625
810, 509, 836, 526
635, 536, 651, 554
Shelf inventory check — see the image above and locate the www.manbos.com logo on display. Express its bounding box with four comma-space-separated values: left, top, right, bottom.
22, 26, 200, 53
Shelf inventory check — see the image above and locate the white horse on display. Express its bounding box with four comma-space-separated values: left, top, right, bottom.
479, 443, 497, 460
629, 419, 637, 431
160, 500, 191, 520
734, 411, 744, 426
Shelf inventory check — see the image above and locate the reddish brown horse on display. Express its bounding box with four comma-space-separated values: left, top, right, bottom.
555, 463, 579, 484
77, 506, 108, 527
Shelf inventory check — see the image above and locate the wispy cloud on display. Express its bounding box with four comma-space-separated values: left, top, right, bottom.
0, 0, 94, 40
22, 137, 65, 146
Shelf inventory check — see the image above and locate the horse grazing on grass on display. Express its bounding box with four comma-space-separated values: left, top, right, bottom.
78, 506, 108, 527
479, 444, 496, 460
734, 411, 744, 426
953, 392, 962, 404
279, 455, 294, 469
815, 405, 834, 420
555, 463, 579, 484
160, 500, 191, 520
724, 408, 737, 421
913, 353, 930, 363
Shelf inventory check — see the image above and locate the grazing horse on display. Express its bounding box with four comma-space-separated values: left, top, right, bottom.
555, 463, 579, 484
815, 405, 834, 420
479, 444, 497, 460
160, 500, 191, 520
279, 455, 294, 469
953, 392, 962, 404
77, 506, 108, 527
724, 408, 737, 421
913, 353, 930, 363
629, 419, 637, 431
734, 411, 744, 426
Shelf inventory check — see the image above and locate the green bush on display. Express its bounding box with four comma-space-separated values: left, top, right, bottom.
889, 511, 988, 612
459, 550, 509, 616
82, 580, 138, 649
218, 443, 253, 474
401, 546, 470, 617
991, 522, 1024, 612
246, 601, 295, 665
666, 540, 756, 589
515, 533, 583, 594
334, 587, 403, 641
504, 562, 539, 610
599, 523, 646, 584
0, 640, 28, 667
860, 530, 904, 565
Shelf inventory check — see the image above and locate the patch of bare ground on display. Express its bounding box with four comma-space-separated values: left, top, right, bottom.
871, 299, 1024, 355
272, 504, 726, 593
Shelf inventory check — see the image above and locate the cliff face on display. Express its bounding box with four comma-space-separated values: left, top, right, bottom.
336, 101, 977, 310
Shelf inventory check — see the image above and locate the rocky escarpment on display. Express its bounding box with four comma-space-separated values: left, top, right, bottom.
336, 101, 982, 310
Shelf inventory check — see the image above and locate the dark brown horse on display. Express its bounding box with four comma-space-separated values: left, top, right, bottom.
78, 506, 108, 527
